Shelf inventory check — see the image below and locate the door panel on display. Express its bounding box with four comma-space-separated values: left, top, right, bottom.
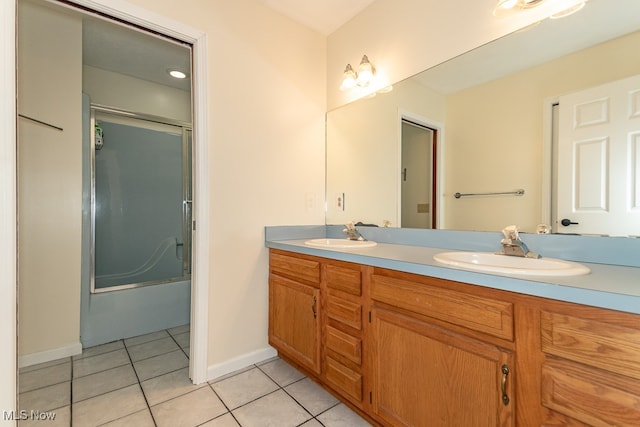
371, 307, 514, 427
557, 74, 640, 236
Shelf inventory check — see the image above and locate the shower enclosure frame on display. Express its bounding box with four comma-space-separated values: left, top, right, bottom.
89, 104, 193, 294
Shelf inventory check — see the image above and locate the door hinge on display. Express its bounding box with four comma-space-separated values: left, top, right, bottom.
192, 220, 196, 230
368, 311, 372, 323
369, 391, 373, 404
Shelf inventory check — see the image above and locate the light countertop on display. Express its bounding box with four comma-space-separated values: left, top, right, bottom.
266, 238, 640, 315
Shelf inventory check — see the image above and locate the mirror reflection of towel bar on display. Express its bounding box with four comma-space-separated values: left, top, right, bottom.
454, 189, 525, 199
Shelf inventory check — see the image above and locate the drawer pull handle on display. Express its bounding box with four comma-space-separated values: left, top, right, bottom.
501, 364, 510, 406
312, 296, 317, 318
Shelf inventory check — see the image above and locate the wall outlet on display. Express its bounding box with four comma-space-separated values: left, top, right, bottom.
336, 192, 345, 211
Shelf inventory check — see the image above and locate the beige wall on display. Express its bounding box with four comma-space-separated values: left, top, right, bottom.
445, 31, 640, 232
125, 0, 327, 369
17, 1, 83, 356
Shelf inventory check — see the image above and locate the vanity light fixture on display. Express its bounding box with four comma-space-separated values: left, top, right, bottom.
493, 0, 545, 17
340, 64, 358, 91
549, 0, 587, 19
493, 0, 587, 18
340, 55, 376, 91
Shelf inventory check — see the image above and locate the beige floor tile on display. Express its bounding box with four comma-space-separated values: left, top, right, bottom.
300, 419, 323, 427
124, 330, 169, 347
168, 324, 190, 336
72, 384, 147, 426
317, 403, 372, 427
73, 348, 130, 378
232, 389, 311, 427
17, 405, 70, 427
73, 340, 124, 360
101, 408, 155, 427
127, 336, 180, 362
173, 331, 190, 349
133, 349, 189, 381
151, 386, 227, 427
19, 381, 70, 412
19, 361, 71, 393
200, 412, 240, 427
258, 358, 305, 387
72, 363, 138, 403
211, 367, 279, 410
141, 367, 205, 406
285, 377, 339, 415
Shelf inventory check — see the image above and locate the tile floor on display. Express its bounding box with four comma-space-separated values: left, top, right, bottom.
17, 325, 372, 427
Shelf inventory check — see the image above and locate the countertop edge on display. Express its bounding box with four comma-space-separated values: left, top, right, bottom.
266, 239, 640, 315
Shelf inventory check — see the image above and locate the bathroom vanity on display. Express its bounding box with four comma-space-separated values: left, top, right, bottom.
266, 229, 640, 427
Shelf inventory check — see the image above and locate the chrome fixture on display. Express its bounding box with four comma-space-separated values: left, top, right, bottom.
454, 188, 524, 199
498, 225, 540, 258
343, 222, 365, 241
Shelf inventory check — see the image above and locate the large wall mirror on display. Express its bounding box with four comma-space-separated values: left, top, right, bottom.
326, 0, 640, 236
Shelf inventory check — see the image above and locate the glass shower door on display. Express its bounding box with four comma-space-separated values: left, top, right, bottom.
91, 110, 191, 292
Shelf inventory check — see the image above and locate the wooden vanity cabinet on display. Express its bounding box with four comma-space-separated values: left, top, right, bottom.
268, 250, 321, 374
268, 249, 640, 427
322, 260, 367, 408
538, 300, 640, 426
369, 268, 516, 427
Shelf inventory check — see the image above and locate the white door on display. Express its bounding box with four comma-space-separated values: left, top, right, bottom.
557, 74, 640, 236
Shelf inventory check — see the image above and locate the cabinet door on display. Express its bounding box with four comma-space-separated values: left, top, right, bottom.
269, 274, 321, 374
370, 307, 514, 427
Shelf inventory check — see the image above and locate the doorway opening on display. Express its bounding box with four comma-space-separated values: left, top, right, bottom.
16, 0, 209, 384
400, 118, 438, 229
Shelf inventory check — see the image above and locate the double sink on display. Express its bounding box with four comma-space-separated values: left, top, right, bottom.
304, 238, 590, 277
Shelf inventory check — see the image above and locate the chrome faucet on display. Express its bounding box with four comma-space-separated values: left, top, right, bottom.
498, 225, 540, 258
343, 222, 365, 241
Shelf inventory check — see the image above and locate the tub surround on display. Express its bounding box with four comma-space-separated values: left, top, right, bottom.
265, 225, 640, 315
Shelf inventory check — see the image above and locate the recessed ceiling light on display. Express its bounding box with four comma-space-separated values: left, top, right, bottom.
168, 69, 187, 79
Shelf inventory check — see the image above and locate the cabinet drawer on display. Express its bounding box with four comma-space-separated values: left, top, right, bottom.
325, 356, 363, 402
542, 360, 640, 426
371, 274, 514, 340
326, 264, 362, 296
326, 325, 362, 365
270, 251, 320, 285
327, 296, 362, 330
541, 311, 640, 380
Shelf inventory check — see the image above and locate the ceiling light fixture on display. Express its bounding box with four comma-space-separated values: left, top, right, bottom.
340, 55, 376, 91
168, 69, 187, 79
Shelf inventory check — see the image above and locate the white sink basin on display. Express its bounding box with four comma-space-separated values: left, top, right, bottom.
305, 238, 377, 249
433, 251, 590, 277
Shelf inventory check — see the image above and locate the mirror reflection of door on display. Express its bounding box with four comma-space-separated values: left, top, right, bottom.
401, 119, 437, 229
555, 74, 640, 236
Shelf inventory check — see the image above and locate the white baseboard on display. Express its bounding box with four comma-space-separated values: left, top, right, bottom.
206, 346, 278, 382
18, 342, 83, 368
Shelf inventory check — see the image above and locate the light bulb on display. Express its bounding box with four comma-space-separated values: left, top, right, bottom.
340, 64, 357, 91
356, 55, 374, 87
